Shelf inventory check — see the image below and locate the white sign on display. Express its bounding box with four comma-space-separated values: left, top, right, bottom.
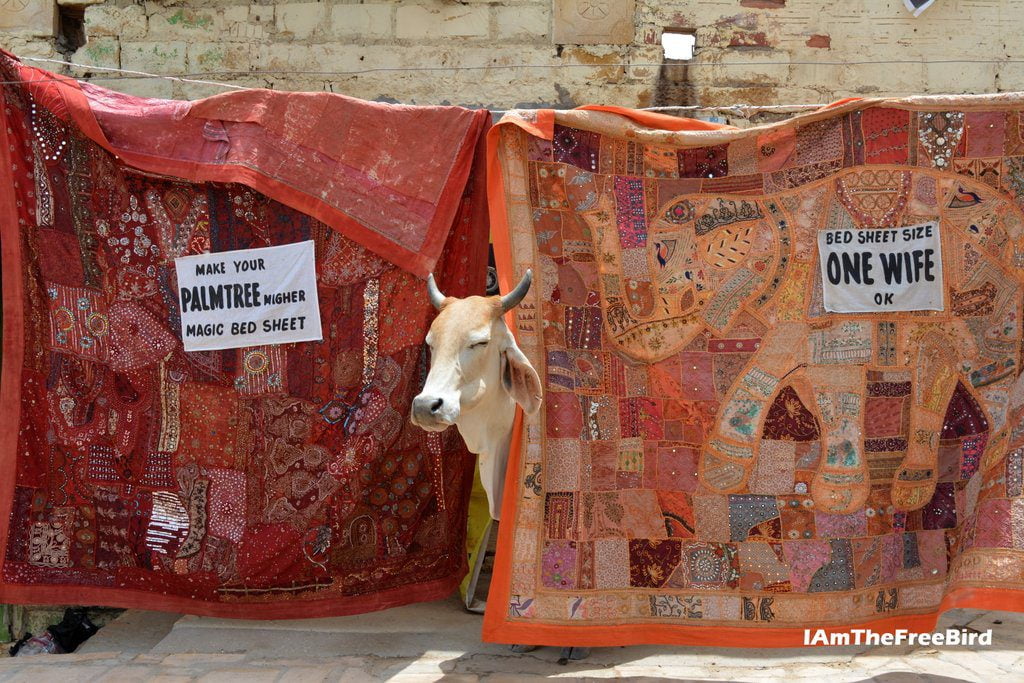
175, 241, 323, 352
817, 222, 944, 313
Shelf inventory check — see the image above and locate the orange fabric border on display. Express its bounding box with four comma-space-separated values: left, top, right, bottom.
484, 114, 527, 637
5, 54, 485, 279
481, 105, 1024, 648
482, 584, 1024, 648
577, 105, 738, 132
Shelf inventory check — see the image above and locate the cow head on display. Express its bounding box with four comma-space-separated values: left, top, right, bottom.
411, 270, 541, 435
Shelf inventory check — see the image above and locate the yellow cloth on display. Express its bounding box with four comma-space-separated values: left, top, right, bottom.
459, 461, 494, 607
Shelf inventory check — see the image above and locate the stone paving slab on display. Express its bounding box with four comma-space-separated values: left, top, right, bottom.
0, 598, 1019, 681
77, 610, 183, 656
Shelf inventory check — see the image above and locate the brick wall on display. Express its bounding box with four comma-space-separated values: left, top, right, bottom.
1, 1, 1021, 116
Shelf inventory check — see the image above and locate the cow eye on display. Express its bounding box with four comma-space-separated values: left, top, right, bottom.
469, 340, 488, 349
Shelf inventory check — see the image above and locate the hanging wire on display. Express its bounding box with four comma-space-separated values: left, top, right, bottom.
8, 55, 826, 113
21, 54, 1024, 78
9, 54, 1018, 113
15, 56, 249, 90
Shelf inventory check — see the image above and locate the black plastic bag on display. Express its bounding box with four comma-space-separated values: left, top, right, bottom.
47, 608, 99, 653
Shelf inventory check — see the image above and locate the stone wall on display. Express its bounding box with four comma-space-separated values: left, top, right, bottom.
0, 1, 1022, 118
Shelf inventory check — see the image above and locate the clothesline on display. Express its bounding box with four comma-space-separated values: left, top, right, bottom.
9, 55, 828, 113
23, 54, 1024, 77
17, 55, 250, 91
12, 54, 1019, 114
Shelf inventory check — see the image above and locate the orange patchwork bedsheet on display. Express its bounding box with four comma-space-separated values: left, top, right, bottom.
485, 99, 1024, 646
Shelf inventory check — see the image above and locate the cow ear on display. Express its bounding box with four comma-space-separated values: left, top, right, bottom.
501, 339, 542, 415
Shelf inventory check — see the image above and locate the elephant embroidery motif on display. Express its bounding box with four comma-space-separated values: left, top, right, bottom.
577, 168, 1024, 514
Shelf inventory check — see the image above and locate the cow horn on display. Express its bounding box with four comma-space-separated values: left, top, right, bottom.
426, 273, 446, 310
500, 269, 533, 312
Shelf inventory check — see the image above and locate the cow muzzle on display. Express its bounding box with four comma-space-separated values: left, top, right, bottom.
411, 393, 460, 431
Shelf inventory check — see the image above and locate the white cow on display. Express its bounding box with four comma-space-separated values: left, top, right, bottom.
411, 271, 589, 662
411, 270, 541, 520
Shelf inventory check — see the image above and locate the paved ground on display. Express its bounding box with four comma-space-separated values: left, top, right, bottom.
0, 597, 1021, 681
